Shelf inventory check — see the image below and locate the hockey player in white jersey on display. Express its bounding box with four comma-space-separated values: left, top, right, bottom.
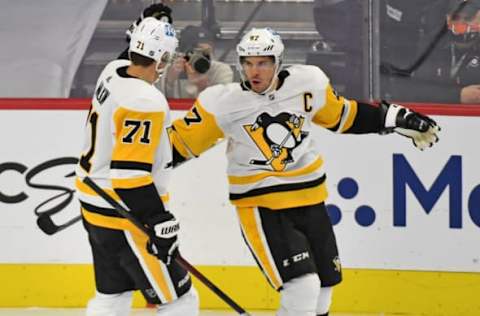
170, 28, 440, 316
75, 17, 199, 316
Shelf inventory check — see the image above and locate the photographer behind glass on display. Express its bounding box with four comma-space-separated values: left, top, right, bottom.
158, 25, 233, 98
381, 0, 480, 104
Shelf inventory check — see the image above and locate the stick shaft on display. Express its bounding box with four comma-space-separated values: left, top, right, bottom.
82, 176, 250, 315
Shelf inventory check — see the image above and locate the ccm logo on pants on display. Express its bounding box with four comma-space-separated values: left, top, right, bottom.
283, 252, 309, 267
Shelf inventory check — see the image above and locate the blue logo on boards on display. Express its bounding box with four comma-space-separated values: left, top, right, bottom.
326, 154, 480, 229
326, 177, 376, 227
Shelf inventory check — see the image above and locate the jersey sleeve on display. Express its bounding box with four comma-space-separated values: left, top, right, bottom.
312, 84, 359, 133
312, 84, 383, 134
170, 99, 225, 166
110, 106, 167, 223
344, 101, 383, 134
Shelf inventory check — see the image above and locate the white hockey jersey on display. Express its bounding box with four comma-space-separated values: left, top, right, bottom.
172, 64, 359, 210
75, 59, 172, 219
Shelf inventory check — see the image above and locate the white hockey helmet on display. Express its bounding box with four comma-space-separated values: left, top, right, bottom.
129, 17, 178, 64
236, 27, 284, 67
236, 28, 285, 93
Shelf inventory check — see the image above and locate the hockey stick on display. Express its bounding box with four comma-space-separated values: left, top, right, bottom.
37, 213, 81, 235
82, 176, 252, 316
35, 139, 224, 236
35, 190, 82, 235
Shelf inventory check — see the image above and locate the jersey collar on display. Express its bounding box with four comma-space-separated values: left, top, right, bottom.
117, 66, 137, 79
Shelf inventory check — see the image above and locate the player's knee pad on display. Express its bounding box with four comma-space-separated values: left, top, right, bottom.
277, 273, 321, 316
156, 286, 199, 316
86, 291, 133, 316
316, 286, 333, 315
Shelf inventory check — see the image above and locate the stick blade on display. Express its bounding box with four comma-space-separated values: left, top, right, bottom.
36, 215, 59, 235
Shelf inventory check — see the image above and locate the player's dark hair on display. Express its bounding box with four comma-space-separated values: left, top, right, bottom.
130, 52, 155, 67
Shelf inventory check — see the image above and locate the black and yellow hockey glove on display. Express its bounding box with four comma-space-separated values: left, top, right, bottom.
380, 100, 440, 150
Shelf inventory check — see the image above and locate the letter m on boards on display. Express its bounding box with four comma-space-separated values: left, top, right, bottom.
393, 154, 462, 228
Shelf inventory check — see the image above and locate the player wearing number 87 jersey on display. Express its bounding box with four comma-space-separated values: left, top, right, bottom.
170, 27, 440, 316
75, 17, 199, 316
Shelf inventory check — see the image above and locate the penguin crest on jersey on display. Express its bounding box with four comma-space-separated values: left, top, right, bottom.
244, 112, 309, 171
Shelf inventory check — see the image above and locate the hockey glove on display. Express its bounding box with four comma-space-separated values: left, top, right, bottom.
126, 3, 173, 42
380, 100, 440, 150
146, 211, 179, 265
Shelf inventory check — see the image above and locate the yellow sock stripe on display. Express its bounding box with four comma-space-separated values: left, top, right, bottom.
237, 207, 282, 289
228, 157, 323, 185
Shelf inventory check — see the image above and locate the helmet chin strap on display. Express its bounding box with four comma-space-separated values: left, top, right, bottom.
238, 60, 283, 95
153, 59, 167, 84
261, 71, 281, 95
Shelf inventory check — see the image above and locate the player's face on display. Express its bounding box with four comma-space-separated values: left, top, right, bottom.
241, 56, 276, 93
448, 11, 480, 34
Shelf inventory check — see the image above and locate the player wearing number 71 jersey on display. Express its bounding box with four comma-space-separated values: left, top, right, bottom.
75, 18, 199, 316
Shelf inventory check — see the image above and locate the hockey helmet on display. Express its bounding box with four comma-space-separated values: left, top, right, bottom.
236, 27, 284, 66
236, 28, 285, 93
129, 17, 178, 64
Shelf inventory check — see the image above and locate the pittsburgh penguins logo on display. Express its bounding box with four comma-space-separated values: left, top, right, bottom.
333, 256, 341, 272
244, 112, 308, 171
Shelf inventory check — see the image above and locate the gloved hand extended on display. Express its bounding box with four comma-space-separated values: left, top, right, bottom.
146, 211, 179, 265
126, 3, 173, 41
380, 100, 440, 150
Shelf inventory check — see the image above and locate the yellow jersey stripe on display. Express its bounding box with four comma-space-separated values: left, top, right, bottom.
76, 177, 122, 201
231, 183, 328, 210
312, 85, 343, 128
81, 208, 141, 232
228, 157, 323, 185
340, 100, 358, 133
77, 177, 170, 204
169, 127, 193, 159
172, 101, 224, 156
111, 175, 154, 189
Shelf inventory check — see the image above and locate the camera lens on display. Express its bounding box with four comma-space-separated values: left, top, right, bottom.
192, 56, 211, 74
186, 50, 211, 74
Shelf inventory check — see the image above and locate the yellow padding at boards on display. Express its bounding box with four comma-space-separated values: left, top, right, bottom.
1, 264, 480, 316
